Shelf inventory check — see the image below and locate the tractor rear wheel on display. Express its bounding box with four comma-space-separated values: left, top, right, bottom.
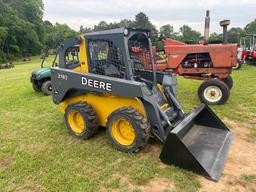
233, 59, 242, 70
41, 80, 52, 95
222, 76, 233, 89
198, 79, 230, 105
64, 102, 99, 139
106, 107, 150, 153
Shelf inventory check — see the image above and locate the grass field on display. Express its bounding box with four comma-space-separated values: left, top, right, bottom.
0, 57, 256, 192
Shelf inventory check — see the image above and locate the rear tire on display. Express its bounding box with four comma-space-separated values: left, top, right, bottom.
198, 79, 230, 105
222, 76, 233, 89
106, 107, 150, 153
64, 102, 99, 139
233, 60, 242, 70
41, 80, 52, 96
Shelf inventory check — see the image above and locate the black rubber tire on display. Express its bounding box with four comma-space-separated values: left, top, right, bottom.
222, 76, 233, 89
41, 80, 52, 96
106, 107, 150, 153
198, 79, 230, 105
64, 102, 99, 139
32, 83, 41, 92
233, 60, 242, 70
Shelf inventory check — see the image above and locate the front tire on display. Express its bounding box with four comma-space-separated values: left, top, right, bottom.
32, 83, 41, 92
106, 107, 150, 153
41, 80, 52, 96
64, 102, 99, 139
198, 79, 230, 105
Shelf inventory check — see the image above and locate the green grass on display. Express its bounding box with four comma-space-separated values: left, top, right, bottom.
240, 174, 256, 182
0, 57, 256, 191
238, 174, 256, 192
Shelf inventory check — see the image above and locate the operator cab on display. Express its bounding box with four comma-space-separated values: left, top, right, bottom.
59, 28, 156, 87
84, 28, 155, 87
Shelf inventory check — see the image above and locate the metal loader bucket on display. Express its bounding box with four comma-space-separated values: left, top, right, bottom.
160, 104, 234, 181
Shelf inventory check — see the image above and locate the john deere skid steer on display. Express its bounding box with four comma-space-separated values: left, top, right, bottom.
51, 28, 233, 181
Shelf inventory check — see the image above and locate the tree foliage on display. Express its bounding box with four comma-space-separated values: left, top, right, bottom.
179, 25, 201, 42
227, 27, 245, 43
160, 24, 174, 38
44, 21, 78, 48
209, 32, 222, 41
1, 0, 256, 63
226, 20, 256, 45
0, 1, 77, 62
244, 19, 256, 34
88, 12, 157, 33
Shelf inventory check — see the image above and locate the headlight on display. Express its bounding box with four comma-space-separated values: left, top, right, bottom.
124, 29, 129, 36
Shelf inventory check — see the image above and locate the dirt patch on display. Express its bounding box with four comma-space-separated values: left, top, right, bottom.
118, 175, 175, 192
138, 178, 175, 192
119, 175, 133, 190
120, 177, 175, 192
16, 179, 46, 192
199, 118, 256, 192
18, 187, 45, 192
0, 156, 13, 167
141, 139, 161, 154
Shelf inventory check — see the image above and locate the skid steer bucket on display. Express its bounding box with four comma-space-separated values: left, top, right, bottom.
160, 104, 234, 181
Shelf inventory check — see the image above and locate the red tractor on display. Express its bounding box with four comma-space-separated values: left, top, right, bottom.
239, 34, 256, 65
131, 11, 237, 105
155, 11, 237, 105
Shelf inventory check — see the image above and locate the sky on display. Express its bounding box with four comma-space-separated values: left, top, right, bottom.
43, 0, 256, 34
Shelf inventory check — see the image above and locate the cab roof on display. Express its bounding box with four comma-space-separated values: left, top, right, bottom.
84, 27, 150, 37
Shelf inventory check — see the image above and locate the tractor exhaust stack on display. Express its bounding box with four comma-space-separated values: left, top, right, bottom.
204, 10, 210, 42
220, 20, 230, 44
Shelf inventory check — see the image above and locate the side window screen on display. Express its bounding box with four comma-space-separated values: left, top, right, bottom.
88, 39, 126, 79
128, 34, 152, 71
65, 46, 80, 69
89, 41, 108, 60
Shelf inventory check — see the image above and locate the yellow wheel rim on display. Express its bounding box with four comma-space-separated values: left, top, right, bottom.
67, 110, 85, 134
111, 118, 135, 146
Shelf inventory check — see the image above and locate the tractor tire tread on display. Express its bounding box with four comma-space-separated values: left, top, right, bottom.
222, 76, 233, 89
65, 102, 99, 139
107, 106, 150, 153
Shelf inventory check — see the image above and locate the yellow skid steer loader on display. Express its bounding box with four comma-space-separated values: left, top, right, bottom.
51, 28, 233, 181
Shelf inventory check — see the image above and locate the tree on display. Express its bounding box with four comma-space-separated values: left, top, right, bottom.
134, 13, 149, 28
133, 12, 157, 33
244, 19, 256, 34
94, 21, 112, 31
2, 0, 44, 21
44, 22, 78, 48
0, 27, 8, 49
119, 19, 134, 28
133, 12, 159, 46
0, 0, 78, 62
228, 27, 245, 43
209, 32, 222, 41
91, 12, 159, 45
160, 24, 174, 38
0, 1, 46, 61
179, 25, 201, 42
2, 0, 45, 44
0, 2, 43, 59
